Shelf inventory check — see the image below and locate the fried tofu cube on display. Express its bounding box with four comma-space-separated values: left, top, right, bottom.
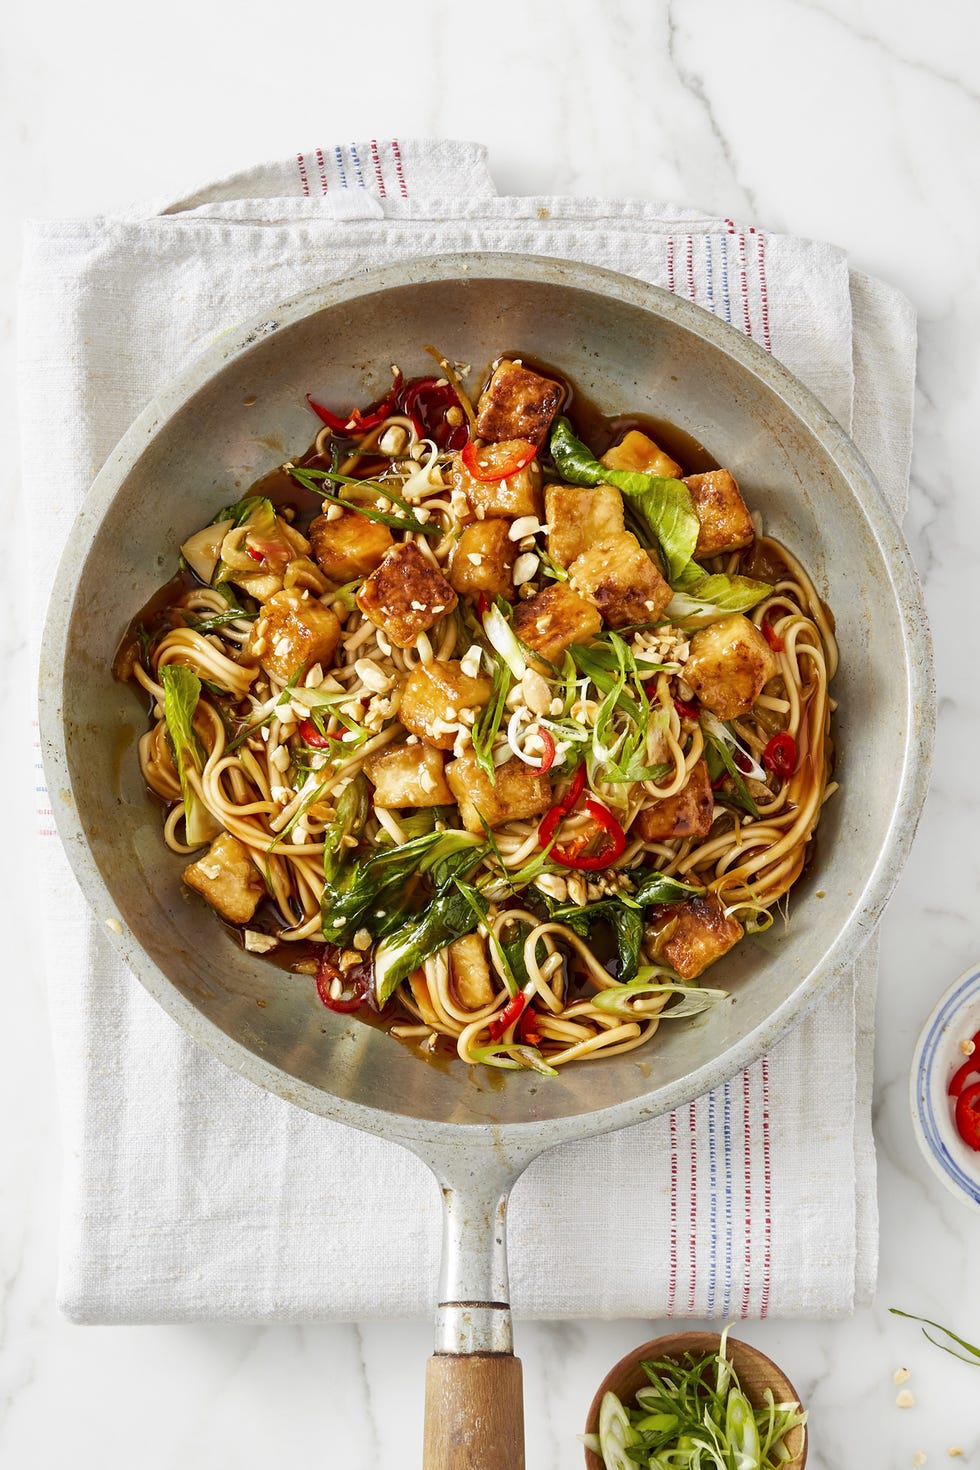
449, 934, 495, 1009
568, 532, 672, 628
183, 832, 265, 925
684, 470, 755, 556
511, 584, 602, 666
475, 360, 564, 444
448, 519, 516, 599
601, 429, 682, 480
251, 588, 342, 685
363, 741, 453, 808
684, 614, 777, 720
446, 752, 553, 834
356, 542, 458, 650
450, 442, 543, 520
308, 507, 393, 581
544, 482, 625, 567
647, 891, 744, 979
399, 659, 493, 749
635, 760, 714, 843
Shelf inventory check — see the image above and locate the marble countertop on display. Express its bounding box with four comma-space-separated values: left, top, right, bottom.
4, 0, 980, 1465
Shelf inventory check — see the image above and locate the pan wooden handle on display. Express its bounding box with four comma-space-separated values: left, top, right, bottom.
423, 1352, 525, 1470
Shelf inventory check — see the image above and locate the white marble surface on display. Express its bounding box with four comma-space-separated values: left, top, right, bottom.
4, 0, 980, 1465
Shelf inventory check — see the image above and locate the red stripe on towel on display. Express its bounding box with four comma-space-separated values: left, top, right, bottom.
296, 153, 310, 197
686, 235, 696, 302
760, 1058, 773, 1316
666, 236, 676, 295
314, 148, 329, 194
667, 1109, 679, 1316
736, 231, 753, 338
755, 229, 773, 353
391, 138, 409, 198
370, 139, 387, 197
741, 1068, 753, 1316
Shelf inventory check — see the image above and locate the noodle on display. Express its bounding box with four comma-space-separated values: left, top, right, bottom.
119, 354, 837, 1076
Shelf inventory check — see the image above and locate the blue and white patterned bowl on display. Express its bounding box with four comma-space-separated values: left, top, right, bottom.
910, 963, 980, 1212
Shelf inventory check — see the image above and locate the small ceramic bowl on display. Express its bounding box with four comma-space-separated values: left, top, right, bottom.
583, 1331, 807, 1468
910, 961, 980, 1212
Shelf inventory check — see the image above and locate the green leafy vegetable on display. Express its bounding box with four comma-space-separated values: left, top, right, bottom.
549, 417, 699, 582
286, 463, 440, 536
320, 829, 486, 950
373, 880, 481, 1006
889, 1309, 980, 1367
667, 573, 772, 627
701, 720, 761, 819
322, 773, 370, 887
470, 654, 512, 782
586, 1326, 806, 1469
159, 664, 220, 848
630, 870, 706, 907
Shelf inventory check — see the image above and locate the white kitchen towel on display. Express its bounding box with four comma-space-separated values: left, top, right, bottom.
22, 139, 915, 1323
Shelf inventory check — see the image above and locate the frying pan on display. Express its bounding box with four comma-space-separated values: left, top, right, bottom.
38, 254, 933, 1467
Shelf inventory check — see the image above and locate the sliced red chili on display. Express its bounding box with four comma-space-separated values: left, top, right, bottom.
551, 799, 626, 871
954, 1080, 980, 1152
762, 617, 784, 653
538, 763, 588, 848
948, 1031, 980, 1096
516, 1006, 543, 1049
536, 727, 557, 774
763, 732, 797, 777
298, 719, 336, 750
460, 438, 537, 483
477, 591, 490, 619
246, 545, 265, 563
673, 696, 701, 720
315, 951, 369, 1013
306, 371, 404, 437
399, 376, 468, 450
488, 990, 529, 1041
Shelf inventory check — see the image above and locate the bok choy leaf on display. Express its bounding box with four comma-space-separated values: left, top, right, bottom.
160, 664, 220, 848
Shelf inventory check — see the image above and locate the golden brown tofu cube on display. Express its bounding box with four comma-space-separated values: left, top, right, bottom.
445, 752, 553, 834
684, 614, 778, 721
449, 934, 495, 1009
308, 507, 394, 581
511, 584, 602, 666
399, 660, 493, 750
448, 519, 516, 599
569, 532, 673, 628
474, 361, 564, 443
450, 441, 543, 520
647, 891, 744, 979
544, 482, 625, 567
363, 741, 453, 808
356, 542, 458, 650
635, 760, 714, 843
251, 588, 342, 685
183, 832, 265, 925
684, 470, 755, 557
601, 429, 682, 480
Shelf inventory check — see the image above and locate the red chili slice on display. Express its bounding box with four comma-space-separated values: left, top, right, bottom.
673, 696, 701, 721
298, 718, 335, 750
551, 799, 626, 872
538, 764, 588, 848
948, 1031, 980, 1096
489, 990, 530, 1042
460, 438, 538, 483
516, 1006, 543, 1049
306, 371, 404, 437
536, 727, 557, 774
246, 545, 265, 563
315, 951, 369, 1013
954, 1080, 980, 1152
762, 617, 784, 653
763, 732, 797, 777
399, 377, 468, 450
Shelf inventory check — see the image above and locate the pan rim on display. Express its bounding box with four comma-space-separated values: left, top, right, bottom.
37, 250, 935, 1149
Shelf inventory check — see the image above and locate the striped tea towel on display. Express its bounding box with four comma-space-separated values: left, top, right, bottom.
21, 138, 916, 1323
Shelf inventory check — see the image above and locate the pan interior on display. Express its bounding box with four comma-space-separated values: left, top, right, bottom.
47, 264, 925, 1132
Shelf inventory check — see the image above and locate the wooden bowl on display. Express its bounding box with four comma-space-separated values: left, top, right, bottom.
583, 1331, 807, 1468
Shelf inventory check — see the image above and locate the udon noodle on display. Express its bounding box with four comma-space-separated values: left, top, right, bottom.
118, 353, 837, 1077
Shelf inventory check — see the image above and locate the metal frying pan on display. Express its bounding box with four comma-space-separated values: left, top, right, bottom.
38, 255, 933, 1467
